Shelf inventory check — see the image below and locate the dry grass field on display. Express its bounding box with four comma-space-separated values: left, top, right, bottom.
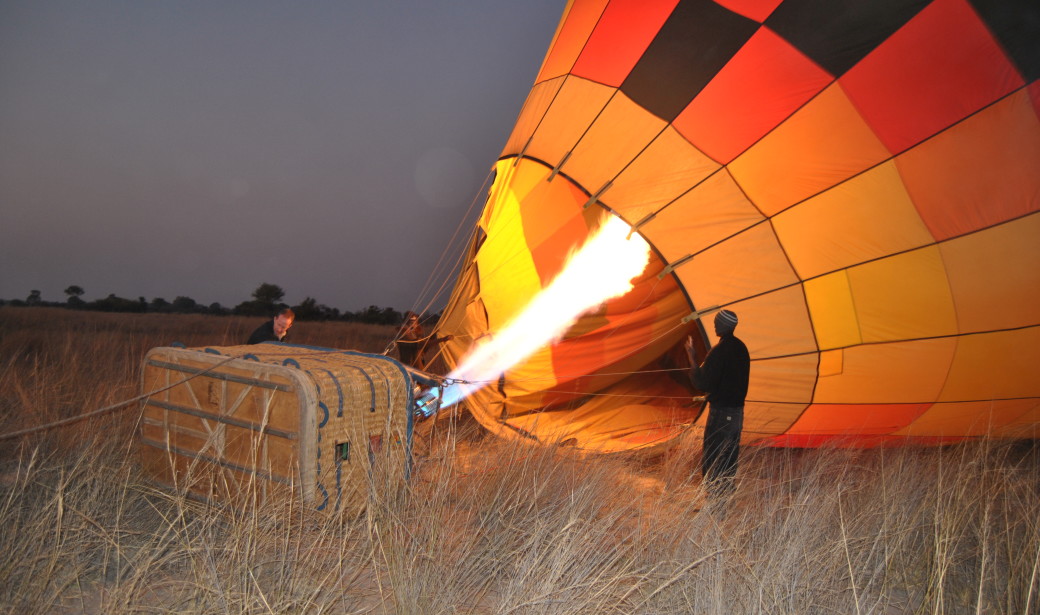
1, 306, 1038, 614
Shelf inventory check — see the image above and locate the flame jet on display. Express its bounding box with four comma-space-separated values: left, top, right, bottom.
423, 216, 650, 415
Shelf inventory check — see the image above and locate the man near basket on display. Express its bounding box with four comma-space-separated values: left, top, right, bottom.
247, 307, 295, 344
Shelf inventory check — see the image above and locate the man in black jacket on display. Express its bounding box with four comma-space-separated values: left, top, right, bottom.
247, 308, 295, 345
686, 309, 750, 498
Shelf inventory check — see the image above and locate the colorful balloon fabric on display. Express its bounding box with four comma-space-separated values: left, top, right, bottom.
436, 0, 1040, 451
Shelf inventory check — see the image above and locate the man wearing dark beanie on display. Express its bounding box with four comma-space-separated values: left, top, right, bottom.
686, 309, 750, 499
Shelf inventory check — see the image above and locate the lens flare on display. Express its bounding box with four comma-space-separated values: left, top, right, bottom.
427, 216, 651, 414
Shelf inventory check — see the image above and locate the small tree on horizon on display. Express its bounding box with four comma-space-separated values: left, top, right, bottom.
252, 283, 285, 306
64, 285, 85, 307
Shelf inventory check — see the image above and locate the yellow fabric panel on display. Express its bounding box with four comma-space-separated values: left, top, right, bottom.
563, 92, 667, 198
895, 89, 1040, 241
939, 328, 1040, 402
535, 0, 608, 83
847, 246, 958, 343
502, 77, 566, 158
708, 286, 816, 359
676, 222, 799, 310
729, 83, 891, 217
814, 338, 956, 404
526, 77, 616, 172
940, 213, 1040, 334
475, 168, 543, 329
742, 400, 811, 442
804, 271, 862, 351
895, 400, 1040, 438
773, 161, 934, 279
641, 169, 764, 264
607, 126, 719, 224
479, 161, 518, 234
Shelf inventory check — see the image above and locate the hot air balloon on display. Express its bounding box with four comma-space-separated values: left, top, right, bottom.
433, 0, 1040, 452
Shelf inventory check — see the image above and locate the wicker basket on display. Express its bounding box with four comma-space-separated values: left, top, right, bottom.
138, 343, 414, 515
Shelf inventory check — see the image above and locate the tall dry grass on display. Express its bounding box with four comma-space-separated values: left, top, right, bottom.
1, 306, 1039, 614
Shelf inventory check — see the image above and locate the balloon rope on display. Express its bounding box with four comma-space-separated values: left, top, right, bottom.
0, 355, 239, 441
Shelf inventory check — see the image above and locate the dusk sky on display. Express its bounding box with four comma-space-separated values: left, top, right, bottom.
0, 1, 564, 313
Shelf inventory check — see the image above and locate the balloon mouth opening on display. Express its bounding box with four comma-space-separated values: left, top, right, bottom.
430, 158, 702, 452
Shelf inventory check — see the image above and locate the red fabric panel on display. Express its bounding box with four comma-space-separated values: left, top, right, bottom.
572, 0, 678, 87
674, 27, 832, 163
840, 0, 1024, 155
896, 91, 1040, 241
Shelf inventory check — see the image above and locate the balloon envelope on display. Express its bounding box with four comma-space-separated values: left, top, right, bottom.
436, 0, 1040, 451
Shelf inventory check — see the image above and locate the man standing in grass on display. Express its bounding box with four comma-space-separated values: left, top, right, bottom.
247, 307, 295, 345
686, 309, 750, 498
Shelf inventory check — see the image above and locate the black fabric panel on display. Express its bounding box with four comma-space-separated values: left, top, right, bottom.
967, 0, 1040, 82
765, 0, 931, 77
621, 0, 759, 122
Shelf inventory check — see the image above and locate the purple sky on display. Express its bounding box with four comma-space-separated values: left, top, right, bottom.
0, 1, 563, 313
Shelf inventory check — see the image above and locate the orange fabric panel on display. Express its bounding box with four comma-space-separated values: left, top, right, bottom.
674, 27, 832, 164
545, 267, 689, 401
741, 400, 809, 441
571, 0, 678, 87
940, 213, 1040, 334
729, 83, 892, 216
675, 222, 799, 309
715, 286, 817, 359
787, 403, 932, 436
846, 246, 958, 343
991, 400, 1040, 439
536, 0, 609, 83
563, 93, 668, 195
746, 353, 817, 406
773, 161, 933, 279
502, 78, 565, 158
898, 399, 1040, 438
804, 272, 862, 351
939, 328, 1040, 402
605, 126, 719, 224
840, 0, 1024, 154
896, 89, 1040, 241
755, 433, 964, 448
713, 0, 782, 22
640, 169, 763, 263
814, 338, 957, 404
522, 188, 600, 286
506, 374, 698, 453
501, 346, 561, 400
525, 77, 616, 172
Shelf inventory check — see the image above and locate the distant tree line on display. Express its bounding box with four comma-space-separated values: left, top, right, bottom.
1, 283, 419, 326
